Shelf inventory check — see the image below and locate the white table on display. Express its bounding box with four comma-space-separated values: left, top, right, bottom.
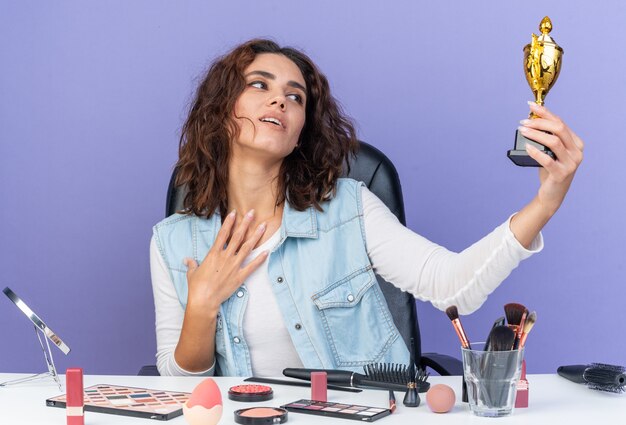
1, 373, 624, 424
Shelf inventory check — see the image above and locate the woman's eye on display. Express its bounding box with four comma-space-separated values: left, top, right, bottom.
287, 93, 303, 104
249, 81, 266, 89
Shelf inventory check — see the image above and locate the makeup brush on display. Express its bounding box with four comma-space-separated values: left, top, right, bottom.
487, 326, 516, 352
484, 325, 517, 407
445, 305, 471, 403
504, 303, 528, 348
445, 306, 472, 349
518, 311, 537, 348
557, 363, 626, 393
484, 316, 505, 352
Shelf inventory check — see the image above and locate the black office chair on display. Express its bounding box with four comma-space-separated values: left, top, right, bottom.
139, 141, 462, 376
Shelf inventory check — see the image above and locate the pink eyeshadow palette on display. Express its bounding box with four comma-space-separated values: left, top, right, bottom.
281, 399, 391, 422
46, 384, 190, 421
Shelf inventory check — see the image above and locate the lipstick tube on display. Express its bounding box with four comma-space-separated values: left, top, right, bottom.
515, 360, 529, 408
66, 368, 84, 425
311, 371, 327, 402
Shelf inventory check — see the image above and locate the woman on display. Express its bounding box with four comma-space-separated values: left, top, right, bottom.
150, 39, 583, 377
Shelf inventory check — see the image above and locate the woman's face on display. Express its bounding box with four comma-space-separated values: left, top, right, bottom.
232, 53, 307, 161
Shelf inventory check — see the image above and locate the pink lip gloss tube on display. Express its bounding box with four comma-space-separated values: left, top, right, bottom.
66, 368, 84, 425
311, 371, 327, 402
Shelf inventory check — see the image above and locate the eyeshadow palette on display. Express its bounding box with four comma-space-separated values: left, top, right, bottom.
46, 384, 190, 421
281, 399, 391, 422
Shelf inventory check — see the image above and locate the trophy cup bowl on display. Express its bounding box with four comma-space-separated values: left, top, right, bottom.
508, 16, 564, 167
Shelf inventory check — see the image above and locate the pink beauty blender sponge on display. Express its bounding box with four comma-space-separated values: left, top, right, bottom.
426, 384, 456, 413
183, 378, 223, 425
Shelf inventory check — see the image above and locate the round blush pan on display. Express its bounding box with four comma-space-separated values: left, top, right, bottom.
234, 407, 288, 424
228, 384, 274, 402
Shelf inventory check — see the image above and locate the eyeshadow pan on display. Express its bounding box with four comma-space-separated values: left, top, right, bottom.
106, 395, 128, 400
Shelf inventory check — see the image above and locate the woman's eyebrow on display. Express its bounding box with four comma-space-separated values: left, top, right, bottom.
245, 70, 306, 94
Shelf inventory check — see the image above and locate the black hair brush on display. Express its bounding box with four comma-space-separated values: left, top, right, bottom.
557, 363, 626, 393
363, 363, 430, 394
284, 366, 411, 392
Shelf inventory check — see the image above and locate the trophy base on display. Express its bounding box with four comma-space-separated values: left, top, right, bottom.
507, 130, 556, 167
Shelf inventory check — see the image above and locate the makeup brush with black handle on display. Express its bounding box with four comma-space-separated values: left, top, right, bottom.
484, 325, 517, 407
283, 368, 408, 391
483, 316, 505, 352
557, 363, 626, 393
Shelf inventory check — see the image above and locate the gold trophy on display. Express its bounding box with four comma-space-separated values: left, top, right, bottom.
508, 16, 564, 167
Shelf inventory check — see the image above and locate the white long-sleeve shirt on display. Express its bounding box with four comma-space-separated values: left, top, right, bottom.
150, 187, 542, 376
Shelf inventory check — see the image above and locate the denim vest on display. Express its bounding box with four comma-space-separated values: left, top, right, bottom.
153, 178, 409, 376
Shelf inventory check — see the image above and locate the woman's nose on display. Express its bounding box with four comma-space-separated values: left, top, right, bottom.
269, 97, 286, 110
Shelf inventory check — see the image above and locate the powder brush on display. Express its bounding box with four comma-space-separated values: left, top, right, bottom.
504, 302, 528, 348
483, 325, 517, 407
486, 325, 516, 352
484, 316, 506, 351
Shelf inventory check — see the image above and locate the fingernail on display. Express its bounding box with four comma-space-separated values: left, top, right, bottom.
229, 209, 236, 218
246, 209, 255, 218
257, 222, 267, 232
518, 126, 529, 134
525, 143, 538, 152
519, 119, 531, 126
527, 101, 542, 109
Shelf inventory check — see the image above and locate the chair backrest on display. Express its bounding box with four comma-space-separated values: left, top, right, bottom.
165, 140, 422, 364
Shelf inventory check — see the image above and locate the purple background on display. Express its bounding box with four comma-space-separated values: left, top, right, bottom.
2, 1, 625, 376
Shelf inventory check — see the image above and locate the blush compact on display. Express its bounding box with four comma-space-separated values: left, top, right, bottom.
228, 384, 274, 402
234, 407, 288, 424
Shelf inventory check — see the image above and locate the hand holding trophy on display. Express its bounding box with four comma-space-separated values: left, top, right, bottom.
508, 17, 563, 167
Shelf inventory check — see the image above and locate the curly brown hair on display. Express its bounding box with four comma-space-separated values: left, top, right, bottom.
175, 39, 358, 218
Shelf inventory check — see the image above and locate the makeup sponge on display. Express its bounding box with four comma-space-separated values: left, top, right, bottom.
426, 384, 455, 413
183, 378, 223, 425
